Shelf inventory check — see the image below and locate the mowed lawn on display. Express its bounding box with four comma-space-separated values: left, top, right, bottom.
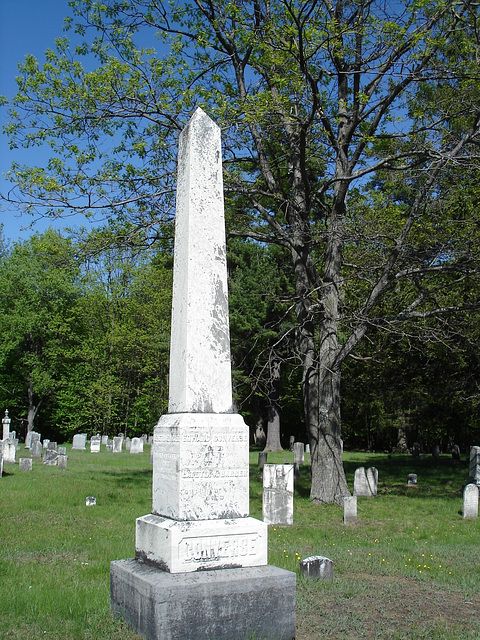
1, 445, 479, 639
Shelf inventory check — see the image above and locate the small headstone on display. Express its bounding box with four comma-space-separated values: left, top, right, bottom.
31, 440, 42, 458
469, 446, 480, 485
19, 458, 33, 471
130, 437, 143, 454
102, 435, 108, 445
57, 454, 67, 470
72, 433, 87, 450
90, 437, 101, 453
258, 452, 268, 470
343, 496, 357, 524
262, 464, 294, 525
451, 444, 460, 461
47, 441, 57, 451
58, 446, 67, 456
113, 436, 123, 453
432, 445, 440, 459
293, 442, 305, 466
3, 439, 16, 464
407, 473, 418, 485
299, 556, 334, 581
289, 436, 295, 451
411, 442, 421, 458
463, 483, 479, 519
86, 496, 96, 506
305, 444, 310, 454
43, 439, 50, 450
0, 454, 3, 477
2, 410, 11, 440
141, 434, 148, 445
43, 449, 58, 466
106, 439, 113, 451
125, 437, 131, 451
353, 467, 378, 497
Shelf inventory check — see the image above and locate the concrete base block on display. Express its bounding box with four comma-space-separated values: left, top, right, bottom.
111, 558, 296, 640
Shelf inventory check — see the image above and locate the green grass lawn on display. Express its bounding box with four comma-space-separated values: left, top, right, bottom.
1, 446, 479, 639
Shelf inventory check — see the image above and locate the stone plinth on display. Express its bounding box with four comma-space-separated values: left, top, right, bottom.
152, 413, 249, 521
136, 514, 267, 573
111, 559, 296, 640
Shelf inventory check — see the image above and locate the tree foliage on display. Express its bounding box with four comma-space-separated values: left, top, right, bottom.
3, 0, 480, 502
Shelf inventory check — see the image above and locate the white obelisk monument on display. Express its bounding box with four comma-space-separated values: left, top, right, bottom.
111, 108, 296, 640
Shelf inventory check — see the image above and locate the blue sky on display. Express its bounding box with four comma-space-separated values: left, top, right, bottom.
0, 0, 78, 242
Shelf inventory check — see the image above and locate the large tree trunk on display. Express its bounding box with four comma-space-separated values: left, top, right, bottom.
264, 357, 282, 452
26, 379, 41, 433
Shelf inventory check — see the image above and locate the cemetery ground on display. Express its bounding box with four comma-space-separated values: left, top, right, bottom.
1, 448, 479, 640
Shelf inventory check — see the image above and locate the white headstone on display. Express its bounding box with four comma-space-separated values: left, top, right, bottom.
353, 467, 378, 497
102, 435, 108, 445
2, 410, 11, 440
130, 437, 143, 454
58, 454, 67, 470
293, 442, 305, 466
262, 464, 294, 525
72, 433, 87, 450
90, 437, 101, 453
469, 446, 480, 485
3, 438, 16, 464
113, 436, 123, 453
300, 556, 334, 580
43, 449, 58, 466
463, 483, 479, 518
135, 108, 267, 574
343, 495, 357, 523
31, 440, 42, 458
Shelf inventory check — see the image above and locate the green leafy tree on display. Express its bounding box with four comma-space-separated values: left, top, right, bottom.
0, 230, 80, 437
3, 0, 480, 502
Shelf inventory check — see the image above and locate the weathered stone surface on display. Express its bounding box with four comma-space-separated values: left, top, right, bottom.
167, 108, 233, 415
3, 439, 16, 464
90, 437, 101, 453
2, 410, 11, 440
86, 496, 96, 506
58, 454, 67, 470
136, 515, 267, 573
469, 446, 480, 485
31, 441, 42, 458
111, 559, 296, 640
152, 413, 249, 521
293, 442, 305, 466
353, 466, 378, 497
407, 473, 418, 485
262, 464, 294, 526
113, 436, 123, 453
72, 433, 87, 450
300, 556, 334, 581
43, 449, 58, 466
19, 457, 33, 471
463, 483, 479, 519
343, 496, 357, 524
58, 446, 67, 456
130, 437, 143, 454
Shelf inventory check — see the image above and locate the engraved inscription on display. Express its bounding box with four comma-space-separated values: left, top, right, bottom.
180, 534, 258, 564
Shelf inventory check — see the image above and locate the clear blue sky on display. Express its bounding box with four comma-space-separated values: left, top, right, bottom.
0, 0, 77, 242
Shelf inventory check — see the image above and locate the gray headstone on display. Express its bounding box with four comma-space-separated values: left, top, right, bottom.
432, 444, 440, 459
86, 496, 96, 506
102, 435, 108, 445
43, 439, 50, 450
299, 556, 334, 581
305, 444, 310, 454
407, 473, 418, 485
469, 446, 480, 485
125, 437, 131, 451
411, 442, 420, 458
113, 436, 123, 453
463, 483, 479, 519
262, 464, 294, 525
19, 457, 33, 471
451, 444, 460, 461
72, 433, 87, 450
57, 454, 67, 470
289, 436, 295, 451
47, 441, 57, 451
343, 495, 357, 524
31, 440, 42, 458
25, 431, 33, 449
353, 467, 378, 497
258, 452, 268, 469
43, 449, 58, 466
130, 437, 143, 454
58, 446, 67, 456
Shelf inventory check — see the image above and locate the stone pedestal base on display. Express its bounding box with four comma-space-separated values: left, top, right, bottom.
136, 514, 267, 573
111, 558, 296, 640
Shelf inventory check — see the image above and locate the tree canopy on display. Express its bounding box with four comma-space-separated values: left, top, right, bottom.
2, 0, 480, 502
